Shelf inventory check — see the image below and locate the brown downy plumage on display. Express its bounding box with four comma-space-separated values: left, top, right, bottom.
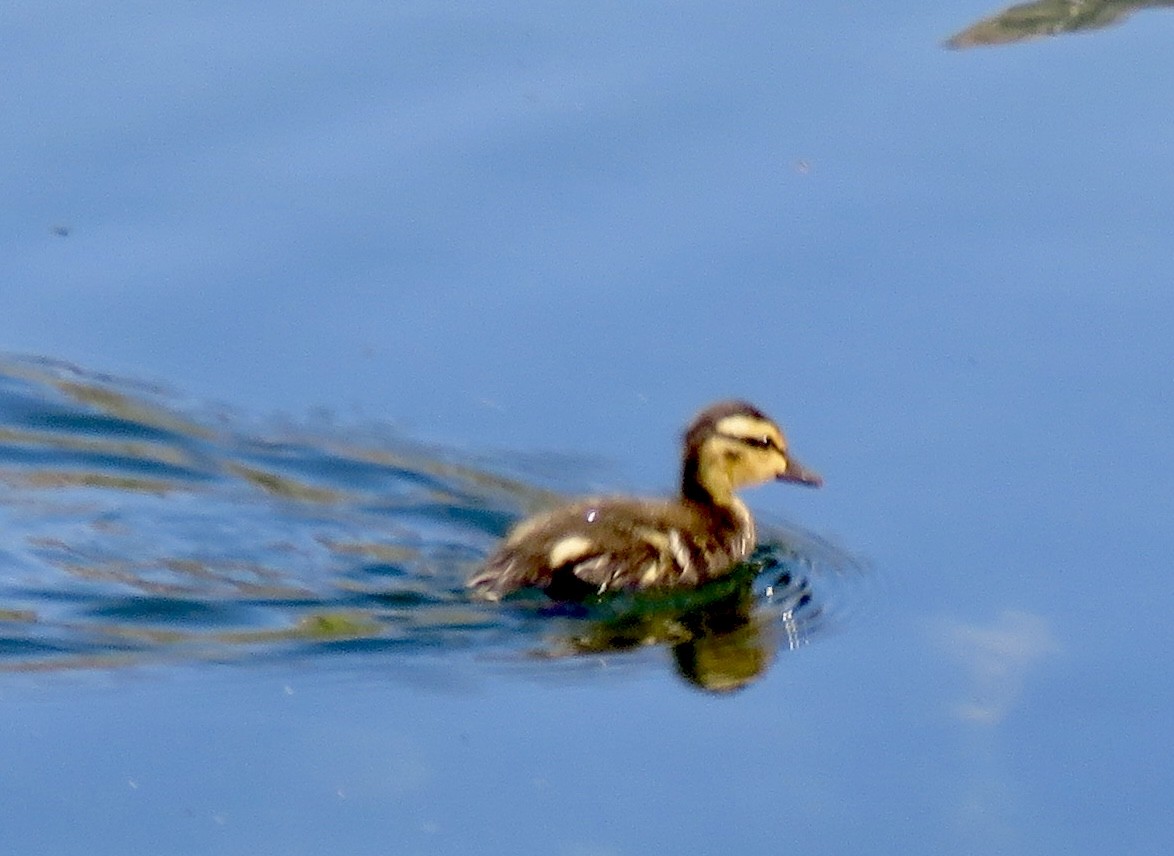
468, 401, 821, 602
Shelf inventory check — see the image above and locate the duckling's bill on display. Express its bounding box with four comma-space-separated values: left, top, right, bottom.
778, 456, 822, 488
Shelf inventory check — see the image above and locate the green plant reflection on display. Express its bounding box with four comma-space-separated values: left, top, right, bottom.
945, 0, 1173, 48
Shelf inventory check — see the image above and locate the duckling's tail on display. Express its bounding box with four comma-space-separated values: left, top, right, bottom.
466, 563, 511, 602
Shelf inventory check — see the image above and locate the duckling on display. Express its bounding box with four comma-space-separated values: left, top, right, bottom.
468, 401, 821, 602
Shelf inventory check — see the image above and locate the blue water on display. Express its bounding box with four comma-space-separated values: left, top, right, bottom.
3, 2, 1174, 854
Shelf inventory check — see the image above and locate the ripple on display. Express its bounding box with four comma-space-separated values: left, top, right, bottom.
0, 355, 868, 690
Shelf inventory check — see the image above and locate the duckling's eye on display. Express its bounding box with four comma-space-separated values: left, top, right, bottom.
744, 435, 775, 450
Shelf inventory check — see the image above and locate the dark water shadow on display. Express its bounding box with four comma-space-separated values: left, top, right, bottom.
945, 0, 1173, 49
0, 355, 867, 692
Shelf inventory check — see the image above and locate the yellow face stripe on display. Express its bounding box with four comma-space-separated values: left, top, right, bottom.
713, 414, 785, 450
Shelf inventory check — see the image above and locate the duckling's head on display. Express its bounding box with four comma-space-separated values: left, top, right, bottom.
681, 400, 821, 505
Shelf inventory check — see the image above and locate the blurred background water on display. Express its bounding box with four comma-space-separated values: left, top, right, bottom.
3, 2, 1173, 854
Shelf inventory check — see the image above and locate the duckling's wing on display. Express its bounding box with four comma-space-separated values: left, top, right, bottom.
542, 526, 666, 599
470, 499, 699, 600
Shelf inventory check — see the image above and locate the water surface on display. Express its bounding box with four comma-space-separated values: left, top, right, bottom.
3, 2, 1173, 854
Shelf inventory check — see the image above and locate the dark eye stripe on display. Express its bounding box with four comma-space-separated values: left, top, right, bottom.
718, 432, 779, 451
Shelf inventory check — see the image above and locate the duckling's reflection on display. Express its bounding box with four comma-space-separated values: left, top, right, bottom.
533, 557, 819, 693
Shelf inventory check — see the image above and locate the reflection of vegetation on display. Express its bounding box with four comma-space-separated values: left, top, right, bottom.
945, 0, 1174, 48
0, 355, 555, 517
535, 556, 817, 694
225, 611, 383, 643
54, 379, 214, 441
0, 608, 38, 622
19, 471, 180, 494
227, 462, 344, 503
8, 611, 385, 670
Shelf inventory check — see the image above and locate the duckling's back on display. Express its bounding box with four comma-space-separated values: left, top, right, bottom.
469, 497, 753, 601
